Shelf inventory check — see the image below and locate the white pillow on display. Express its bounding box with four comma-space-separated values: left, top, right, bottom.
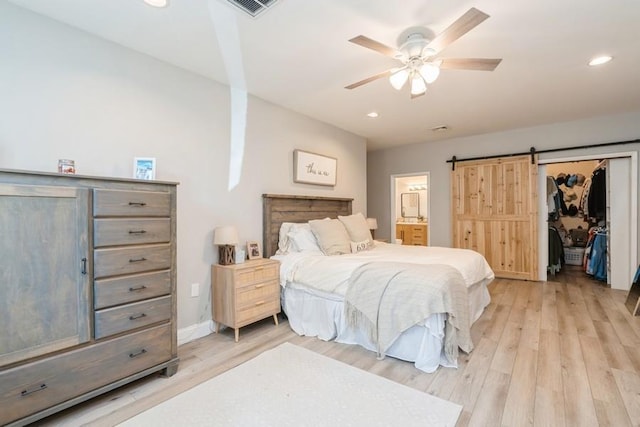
288, 225, 321, 252
276, 222, 296, 255
350, 239, 373, 253
309, 218, 351, 256
338, 212, 373, 243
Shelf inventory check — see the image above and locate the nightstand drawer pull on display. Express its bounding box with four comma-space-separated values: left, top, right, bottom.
21, 383, 47, 397
129, 349, 147, 358
255, 300, 265, 306
254, 266, 264, 271
129, 285, 148, 292
128, 229, 147, 234
128, 202, 147, 207
129, 257, 147, 263
129, 313, 147, 320
254, 284, 265, 289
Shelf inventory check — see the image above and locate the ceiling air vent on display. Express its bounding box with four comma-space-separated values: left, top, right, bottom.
226, 0, 279, 18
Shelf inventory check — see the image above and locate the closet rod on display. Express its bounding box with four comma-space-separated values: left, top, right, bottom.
446, 137, 640, 170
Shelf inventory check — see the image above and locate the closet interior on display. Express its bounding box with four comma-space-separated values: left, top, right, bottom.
547, 160, 608, 281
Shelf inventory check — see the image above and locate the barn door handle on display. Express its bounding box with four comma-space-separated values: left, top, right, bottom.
81, 258, 87, 275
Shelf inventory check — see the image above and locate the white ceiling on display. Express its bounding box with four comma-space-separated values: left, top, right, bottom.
9, 0, 640, 150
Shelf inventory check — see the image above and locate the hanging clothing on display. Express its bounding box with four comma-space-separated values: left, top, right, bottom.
588, 168, 607, 222
548, 226, 564, 275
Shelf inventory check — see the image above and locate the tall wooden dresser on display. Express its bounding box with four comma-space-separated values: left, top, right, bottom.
0, 169, 179, 426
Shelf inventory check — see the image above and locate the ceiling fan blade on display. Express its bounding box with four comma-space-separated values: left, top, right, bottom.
349, 35, 398, 59
345, 69, 393, 89
439, 58, 502, 71
427, 8, 489, 54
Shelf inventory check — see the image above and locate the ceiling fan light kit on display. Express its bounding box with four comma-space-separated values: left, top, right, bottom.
346, 7, 502, 99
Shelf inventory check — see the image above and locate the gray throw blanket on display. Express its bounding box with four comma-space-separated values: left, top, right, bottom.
344, 262, 472, 365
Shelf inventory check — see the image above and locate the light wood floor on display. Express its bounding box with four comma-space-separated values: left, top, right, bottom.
35, 268, 640, 426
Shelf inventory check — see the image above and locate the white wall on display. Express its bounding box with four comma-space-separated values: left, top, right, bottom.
0, 3, 367, 336
368, 111, 640, 261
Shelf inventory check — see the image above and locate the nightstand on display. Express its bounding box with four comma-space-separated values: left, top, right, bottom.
212, 258, 281, 342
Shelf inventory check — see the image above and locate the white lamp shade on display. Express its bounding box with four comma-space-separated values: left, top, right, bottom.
366, 217, 378, 230
419, 63, 440, 84
410, 74, 427, 96
389, 68, 409, 90
213, 225, 238, 245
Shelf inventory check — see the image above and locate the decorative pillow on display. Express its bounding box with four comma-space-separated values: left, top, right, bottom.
288, 225, 321, 252
276, 222, 297, 255
350, 239, 373, 253
309, 218, 351, 256
338, 212, 373, 243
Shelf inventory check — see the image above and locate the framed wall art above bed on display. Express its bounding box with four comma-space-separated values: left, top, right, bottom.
293, 150, 337, 186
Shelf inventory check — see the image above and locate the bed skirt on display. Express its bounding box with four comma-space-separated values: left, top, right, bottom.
282, 279, 491, 373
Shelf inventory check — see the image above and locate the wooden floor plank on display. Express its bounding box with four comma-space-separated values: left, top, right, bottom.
501, 345, 538, 426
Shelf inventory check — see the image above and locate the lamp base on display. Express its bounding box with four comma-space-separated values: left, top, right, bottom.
218, 245, 236, 265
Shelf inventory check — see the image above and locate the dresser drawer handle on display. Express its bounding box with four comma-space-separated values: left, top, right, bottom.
129, 257, 147, 263
254, 284, 265, 289
255, 300, 265, 306
254, 266, 264, 271
129, 285, 148, 292
129, 313, 147, 320
21, 383, 47, 397
128, 230, 147, 235
129, 349, 147, 358
128, 202, 147, 207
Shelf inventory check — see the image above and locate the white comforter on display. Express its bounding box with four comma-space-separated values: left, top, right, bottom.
273, 242, 495, 296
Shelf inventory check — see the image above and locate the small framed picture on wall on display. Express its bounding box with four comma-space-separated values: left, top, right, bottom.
247, 241, 262, 260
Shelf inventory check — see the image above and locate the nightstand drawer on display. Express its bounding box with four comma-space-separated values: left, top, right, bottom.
236, 280, 279, 307
236, 300, 280, 326
93, 189, 171, 217
95, 296, 171, 339
94, 244, 171, 278
235, 264, 279, 286
94, 218, 170, 247
94, 270, 171, 309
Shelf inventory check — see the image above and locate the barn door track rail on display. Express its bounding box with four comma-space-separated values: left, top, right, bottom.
447, 138, 640, 171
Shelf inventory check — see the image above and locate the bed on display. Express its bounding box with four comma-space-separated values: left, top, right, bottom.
263, 194, 494, 372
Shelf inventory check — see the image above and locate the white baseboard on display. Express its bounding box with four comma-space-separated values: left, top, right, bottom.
177, 320, 215, 346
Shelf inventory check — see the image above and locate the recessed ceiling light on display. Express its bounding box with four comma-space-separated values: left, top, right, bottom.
367, 112, 379, 118
588, 55, 613, 66
144, 0, 168, 8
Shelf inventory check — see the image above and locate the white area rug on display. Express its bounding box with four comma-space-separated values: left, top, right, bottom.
119, 342, 462, 426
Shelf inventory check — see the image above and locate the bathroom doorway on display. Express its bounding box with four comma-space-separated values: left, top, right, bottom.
390, 172, 430, 245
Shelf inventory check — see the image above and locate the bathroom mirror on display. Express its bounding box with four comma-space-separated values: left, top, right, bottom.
401, 193, 419, 218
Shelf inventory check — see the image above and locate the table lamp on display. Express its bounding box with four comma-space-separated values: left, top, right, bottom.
214, 225, 238, 265
366, 217, 378, 240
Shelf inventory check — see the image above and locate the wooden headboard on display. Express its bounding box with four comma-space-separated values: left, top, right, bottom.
262, 194, 353, 257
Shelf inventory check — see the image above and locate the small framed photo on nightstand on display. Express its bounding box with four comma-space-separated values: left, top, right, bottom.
247, 241, 262, 260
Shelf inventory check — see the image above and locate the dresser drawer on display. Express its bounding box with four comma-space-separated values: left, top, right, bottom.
93, 189, 171, 217
234, 264, 279, 286
236, 279, 279, 307
95, 296, 171, 339
0, 324, 171, 426
94, 218, 170, 247
95, 270, 171, 309
94, 244, 171, 278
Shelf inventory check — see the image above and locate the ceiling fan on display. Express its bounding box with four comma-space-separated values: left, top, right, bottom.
345, 7, 502, 98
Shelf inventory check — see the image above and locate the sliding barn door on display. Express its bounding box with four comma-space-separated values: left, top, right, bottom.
451, 155, 539, 280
